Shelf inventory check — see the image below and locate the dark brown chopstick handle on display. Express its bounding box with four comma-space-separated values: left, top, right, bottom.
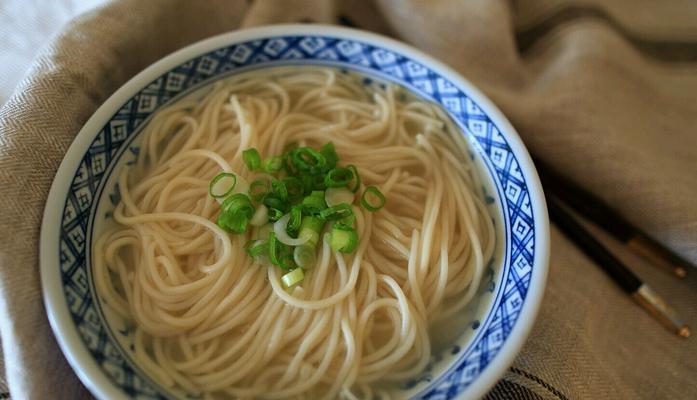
547, 194, 641, 293
547, 192, 689, 337
535, 158, 692, 277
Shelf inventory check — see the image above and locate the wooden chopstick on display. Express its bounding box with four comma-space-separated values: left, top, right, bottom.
546, 193, 689, 338
535, 158, 690, 278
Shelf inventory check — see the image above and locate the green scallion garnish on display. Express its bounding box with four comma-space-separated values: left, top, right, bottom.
347, 164, 361, 192
320, 142, 339, 170
209, 172, 237, 198
242, 148, 261, 171
292, 147, 326, 172
324, 167, 354, 188
319, 203, 354, 221
263, 156, 283, 173
360, 186, 386, 212
278, 253, 297, 271
246, 239, 268, 258
298, 216, 323, 247
249, 178, 270, 202
283, 176, 304, 200
271, 179, 288, 202
281, 268, 304, 288
218, 193, 254, 233
208, 142, 387, 288
301, 190, 327, 214
288, 206, 302, 233
268, 232, 282, 266
329, 224, 358, 253
293, 245, 316, 269
267, 207, 285, 222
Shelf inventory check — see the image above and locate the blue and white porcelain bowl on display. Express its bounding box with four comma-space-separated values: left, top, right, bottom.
41, 25, 549, 400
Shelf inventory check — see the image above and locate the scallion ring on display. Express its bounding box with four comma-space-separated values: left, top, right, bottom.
278, 253, 297, 271
329, 224, 358, 253
288, 206, 302, 233
301, 191, 327, 214
320, 142, 339, 171
242, 148, 261, 171
262, 195, 286, 212
209, 172, 237, 198
263, 156, 283, 173
249, 178, 270, 202
360, 186, 386, 212
319, 203, 354, 221
281, 268, 304, 287
271, 179, 288, 202
292, 147, 326, 172
268, 232, 281, 265
293, 245, 316, 269
245, 239, 268, 258
347, 164, 361, 192
283, 176, 304, 199
268, 208, 284, 221
324, 167, 354, 188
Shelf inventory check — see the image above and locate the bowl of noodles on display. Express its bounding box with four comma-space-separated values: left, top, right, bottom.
40, 25, 549, 400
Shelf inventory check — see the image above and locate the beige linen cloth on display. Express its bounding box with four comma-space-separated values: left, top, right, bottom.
1, 0, 696, 399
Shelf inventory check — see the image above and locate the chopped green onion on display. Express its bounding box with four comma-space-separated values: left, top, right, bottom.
320, 142, 338, 170
299, 174, 314, 195
324, 167, 354, 188
274, 213, 312, 246
292, 147, 326, 172
301, 190, 327, 214
217, 209, 251, 234
217, 193, 255, 233
347, 164, 361, 192
312, 173, 327, 191
209, 172, 237, 198
221, 193, 253, 214
288, 206, 302, 233
271, 179, 288, 201
263, 156, 283, 173
325, 187, 354, 207
245, 239, 268, 258
216, 212, 234, 232
360, 186, 386, 212
299, 216, 323, 247
294, 245, 316, 269
278, 253, 297, 271
283, 150, 298, 175
268, 232, 282, 265
319, 203, 354, 221
242, 148, 261, 171
329, 224, 358, 253
263, 195, 286, 212
249, 178, 271, 202
281, 268, 304, 288
283, 176, 304, 200
268, 207, 284, 221
209, 142, 386, 283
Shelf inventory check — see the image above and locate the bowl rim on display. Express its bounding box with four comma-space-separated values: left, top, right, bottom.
40, 23, 550, 400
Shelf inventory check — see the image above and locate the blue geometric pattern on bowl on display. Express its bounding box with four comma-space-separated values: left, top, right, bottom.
58, 35, 535, 399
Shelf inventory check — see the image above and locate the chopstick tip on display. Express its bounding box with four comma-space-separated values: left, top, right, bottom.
678, 326, 690, 338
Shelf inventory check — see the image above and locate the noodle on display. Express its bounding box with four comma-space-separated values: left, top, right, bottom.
94, 67, 495, 399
